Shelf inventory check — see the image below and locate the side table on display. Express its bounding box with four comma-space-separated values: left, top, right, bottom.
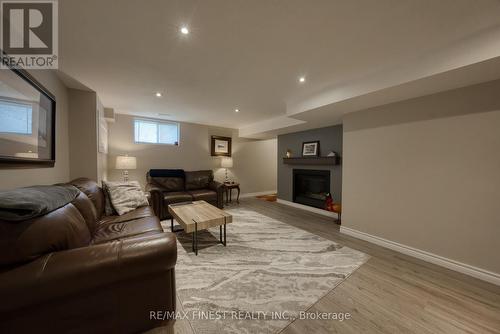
224, 182, 240, 204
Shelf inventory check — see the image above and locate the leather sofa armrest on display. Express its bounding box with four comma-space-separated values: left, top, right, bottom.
145, 183, 164, 218
209, 181, 225, 208
0, 233, 177, 314
209, 180, 223, 191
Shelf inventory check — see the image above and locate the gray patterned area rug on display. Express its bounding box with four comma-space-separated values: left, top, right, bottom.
161, 208, 369, 334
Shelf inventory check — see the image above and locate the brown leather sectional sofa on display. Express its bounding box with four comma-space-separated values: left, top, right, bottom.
146, 169, 224, 220
0, 178, 177, 334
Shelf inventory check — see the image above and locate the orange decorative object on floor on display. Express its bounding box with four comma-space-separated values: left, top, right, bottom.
325, 194, 341, 224
256, 194, 277, 202
325, 193, 334, 211
332, 203, 341, 224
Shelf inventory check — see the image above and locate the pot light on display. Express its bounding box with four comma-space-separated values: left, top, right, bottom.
234, 108, 240, 113
180, 26, 189, 35
155, 92, 162, 97
299, 76, 306, 83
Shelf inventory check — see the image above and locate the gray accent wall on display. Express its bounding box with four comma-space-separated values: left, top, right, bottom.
277, 125, 343, 203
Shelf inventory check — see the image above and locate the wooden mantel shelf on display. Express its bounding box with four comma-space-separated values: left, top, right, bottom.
282, 156, 340, 165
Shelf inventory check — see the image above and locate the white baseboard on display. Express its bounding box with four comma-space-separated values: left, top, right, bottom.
276, 199, 338, 218
239, 190, 277, 199
340, 226, 500, 286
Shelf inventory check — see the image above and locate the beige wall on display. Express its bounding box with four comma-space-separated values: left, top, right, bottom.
107, 114, 277, 194
232, 136, 277, 194
68, 89, 98, 181
96, 98, 108, 182
342, 79, 500, 274
0, 70, 70, 190
98, 152, 108, 182
68, 89, 109, 183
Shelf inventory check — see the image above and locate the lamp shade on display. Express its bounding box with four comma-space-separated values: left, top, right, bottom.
221, 157, 233, 168
115, 155, 137, 170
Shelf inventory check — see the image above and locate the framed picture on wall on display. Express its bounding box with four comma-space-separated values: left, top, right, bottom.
0, 64, 56, 167
302, 141, 320, 157
211, 135, 232, 157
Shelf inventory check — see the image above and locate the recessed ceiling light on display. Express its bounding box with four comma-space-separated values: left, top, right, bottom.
234, 108, 240, 113
155, 92, 162, 97
299, 76, 306, 83
180, 26, 189, 35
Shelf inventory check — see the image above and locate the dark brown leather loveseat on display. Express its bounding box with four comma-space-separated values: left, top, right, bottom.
146, 169, 224, 220
0, 178, 177, 334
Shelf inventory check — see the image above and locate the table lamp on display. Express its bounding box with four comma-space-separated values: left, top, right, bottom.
220, 157, 233, 183
115, 155, 137, 182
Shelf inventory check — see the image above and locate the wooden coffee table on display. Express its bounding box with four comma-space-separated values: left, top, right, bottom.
167, 201, 232, 255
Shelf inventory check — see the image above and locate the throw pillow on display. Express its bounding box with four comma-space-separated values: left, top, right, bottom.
101, 182, 117, 216
102, 181, 149, 216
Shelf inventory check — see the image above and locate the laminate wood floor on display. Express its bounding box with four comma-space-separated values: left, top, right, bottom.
150, 198, 500, 334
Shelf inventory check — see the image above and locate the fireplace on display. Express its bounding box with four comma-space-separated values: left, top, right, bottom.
293, 169, 330, 209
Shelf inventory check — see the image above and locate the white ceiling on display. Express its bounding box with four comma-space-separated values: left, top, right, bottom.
59, 0, 500, 138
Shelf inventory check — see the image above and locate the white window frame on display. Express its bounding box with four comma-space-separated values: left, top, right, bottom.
133, 118, 180, 146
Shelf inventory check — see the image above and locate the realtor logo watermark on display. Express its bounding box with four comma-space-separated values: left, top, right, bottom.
1, 0, 58, 68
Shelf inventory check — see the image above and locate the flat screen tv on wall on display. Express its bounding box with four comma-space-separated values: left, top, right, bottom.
0, 63, 56, 167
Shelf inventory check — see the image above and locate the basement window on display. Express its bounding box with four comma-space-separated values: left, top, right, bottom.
134, 119, 179, 145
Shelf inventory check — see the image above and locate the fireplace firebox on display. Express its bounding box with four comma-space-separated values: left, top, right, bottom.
293, 169, 330, 209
